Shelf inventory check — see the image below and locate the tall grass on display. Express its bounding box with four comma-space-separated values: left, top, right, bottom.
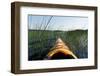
28, 30, 88, 60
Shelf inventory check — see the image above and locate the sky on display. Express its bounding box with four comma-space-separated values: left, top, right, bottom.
28, 15, 88, 31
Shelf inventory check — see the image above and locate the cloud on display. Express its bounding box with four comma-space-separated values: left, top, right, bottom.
28, 15, 88, 31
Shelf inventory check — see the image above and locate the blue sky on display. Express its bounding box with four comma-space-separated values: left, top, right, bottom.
28, 15, 88, 31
